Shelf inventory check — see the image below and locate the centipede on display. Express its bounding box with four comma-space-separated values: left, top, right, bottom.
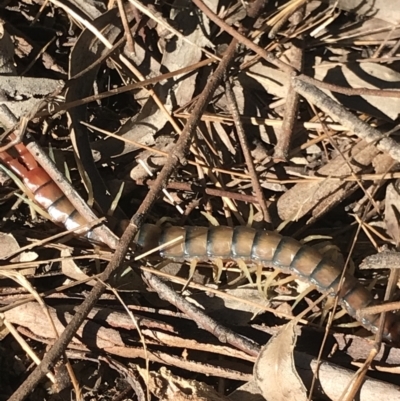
1, 133, 399, 342
0, 134, 89, 232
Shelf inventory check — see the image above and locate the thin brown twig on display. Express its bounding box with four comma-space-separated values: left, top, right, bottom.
292, 77, 400, 163
143, 271, 260, 357
117, 0, 135, 54
273, 7, 304, 161
144, 179, 259, 204
224, 78, 271, 226
174, 111, 347, 131
297, 73, 400, 98
191, 0, 294, 74
38, 58, 215, 118
69, 35, 126, 81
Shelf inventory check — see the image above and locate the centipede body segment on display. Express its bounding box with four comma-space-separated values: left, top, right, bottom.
1, 136, 399, 342
135, 224, 400, 342
0, 136, 95, 238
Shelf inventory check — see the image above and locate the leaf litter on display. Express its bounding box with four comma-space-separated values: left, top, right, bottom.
0, 0, 400, 400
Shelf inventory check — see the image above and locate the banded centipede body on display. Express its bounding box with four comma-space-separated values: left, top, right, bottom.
1, 135, 399, 342
0, 134, 104, 243
135, 224, 400, 342
0, 141, 87, 229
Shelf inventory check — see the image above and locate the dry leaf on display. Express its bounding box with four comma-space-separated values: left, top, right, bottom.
0, 233, 21, 259
327, 0, 400, 25
60, 248, 94, 284
384, 181, 400, 246
0, 233, 37, 276
277, 140, 380, 222
314, 62, 400, 120
254, 321, 307, 401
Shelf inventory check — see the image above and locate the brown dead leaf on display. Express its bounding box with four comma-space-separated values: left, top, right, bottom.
314, 62, 400, 121
60, 248, 95, 285
360, 251, 400, 272
384, 181, 400, 246
254, 321, 307, 401
0, 233, 37, 276
0, 232, 21, 259
328, 0, 400, 25
277, 140, 380, 223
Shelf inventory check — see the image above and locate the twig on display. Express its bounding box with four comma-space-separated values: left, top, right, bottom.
292, 77, 400, 163
42, 58, 215, 117
145, 179, 259, 204
192, 0, 294, 74
225, 78, 271, 225
117, 0, 135, 54
296, 74, 400, 98
142, 271, 260, 357
273, 7, 304, 161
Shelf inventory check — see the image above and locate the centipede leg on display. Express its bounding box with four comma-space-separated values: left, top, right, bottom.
237, 259, 254, 284
179, 260, 198, 293
213, 259, 224, 283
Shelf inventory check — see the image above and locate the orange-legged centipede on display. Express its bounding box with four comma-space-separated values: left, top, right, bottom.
135, 224, 400, 342
1, 135, 399, 342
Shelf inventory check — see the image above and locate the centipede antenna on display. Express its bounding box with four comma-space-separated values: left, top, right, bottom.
134, 235, 184, 261
138, 159, 184, 214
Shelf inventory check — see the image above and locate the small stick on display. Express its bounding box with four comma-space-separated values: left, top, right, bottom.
273, 7, 305, 161
297, 74, 400, 98
143, 270, 260, 357
117, 0, 135, 54
224, 78, 271, 226
145, 179, 259, 204
138, 159, 184, 214
292, 77, 400, 163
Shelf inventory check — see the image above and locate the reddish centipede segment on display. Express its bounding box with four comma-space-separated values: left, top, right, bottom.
0, 137, 399, 342
135, 224, 400, 342
0, 137, 91, 237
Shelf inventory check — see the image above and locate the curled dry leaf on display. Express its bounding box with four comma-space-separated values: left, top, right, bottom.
254, 321, 307, 401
